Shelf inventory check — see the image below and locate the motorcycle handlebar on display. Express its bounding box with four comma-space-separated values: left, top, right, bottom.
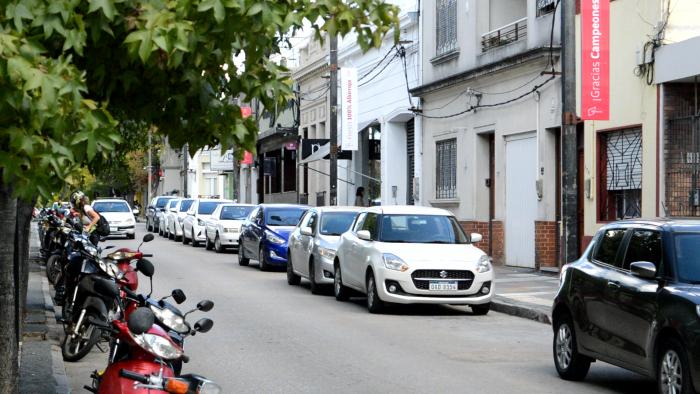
119, 369, 150, 384
141, 254, 153, 257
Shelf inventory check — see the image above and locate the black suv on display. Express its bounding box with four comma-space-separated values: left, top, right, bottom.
552, 219, 700, 394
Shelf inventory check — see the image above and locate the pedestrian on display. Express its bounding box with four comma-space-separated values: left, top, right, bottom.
355, 186, 365, 207
71, 191, 108, 245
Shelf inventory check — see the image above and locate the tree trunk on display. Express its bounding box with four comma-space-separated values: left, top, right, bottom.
16, 197, 36, 341
0, 181, 19, 394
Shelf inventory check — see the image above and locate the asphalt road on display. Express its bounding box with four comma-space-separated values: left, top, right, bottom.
65, 223, 654, 393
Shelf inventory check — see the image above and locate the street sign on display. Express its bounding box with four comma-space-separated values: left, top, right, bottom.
580, 0, 609, 120
210, 147, 234, 171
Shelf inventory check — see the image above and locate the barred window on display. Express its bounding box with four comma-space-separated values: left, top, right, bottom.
598, 128, 642, 221
436, 0, 457, 56
536, 0, 556, 17
436, 139, 457, 199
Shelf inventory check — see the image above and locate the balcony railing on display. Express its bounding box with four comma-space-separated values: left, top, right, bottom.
481, 17, 528, 53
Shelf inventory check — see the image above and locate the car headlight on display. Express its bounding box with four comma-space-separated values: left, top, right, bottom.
197, 218, 205, 226
318, 247, 336, 260
125, 218, 135, 225
130, 332, 183, 360
266, 231, 285, 245
476, 255, 492, 273
224, 228, 239, 233
382, 253, 409, 272
149, 305, 189, 334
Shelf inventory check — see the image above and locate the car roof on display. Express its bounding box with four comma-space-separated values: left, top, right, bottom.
358, 205, 454, 216
259, 204, 309, 209
602, 217, 700, 232
218, 203, 256, 207
310, 206, 364, 213
195, 199, 233, 203
93, 199, 129, 204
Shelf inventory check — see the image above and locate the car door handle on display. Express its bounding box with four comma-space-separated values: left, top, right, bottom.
607, 280, 621, 289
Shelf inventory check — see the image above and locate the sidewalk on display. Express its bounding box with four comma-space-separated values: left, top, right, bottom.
19, 223, 69, 394
491, 265, 559, 325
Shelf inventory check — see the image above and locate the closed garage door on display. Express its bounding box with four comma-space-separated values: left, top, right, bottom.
505, 133, 537, 268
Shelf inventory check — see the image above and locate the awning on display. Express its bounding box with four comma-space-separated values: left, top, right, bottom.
358, 118, 379, 132
298, 141, 330, 164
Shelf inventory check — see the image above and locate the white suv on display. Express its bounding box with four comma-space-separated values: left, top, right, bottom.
334, 206, 494, 314
182, 199, 232, 247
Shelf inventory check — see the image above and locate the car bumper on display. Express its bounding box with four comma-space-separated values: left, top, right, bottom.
263, 243, 289, 265
375, 268, 494, 305
219, 232, 241, 247
109, 225, 135, 236
174, 223, 184, 236
193, 224, 207, 241
315, 257, 336, 285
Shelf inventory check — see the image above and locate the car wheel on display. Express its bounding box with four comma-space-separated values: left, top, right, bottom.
286, 253, 300, 285
309, 259, 321, 295
168, 228, 174, 240
191, 230, 199, 247
238, 243, 250, 266
214, 234, 224, 253
147, 220, 152, 232
182, 228, 189, 245
471, 303, 490, 315
366, 272, 385, 314
553, 313, 591, 381
334, 264, 349, 301
658, 337, 694, 394
258, 245, 270, 271
205, 234, 213, 250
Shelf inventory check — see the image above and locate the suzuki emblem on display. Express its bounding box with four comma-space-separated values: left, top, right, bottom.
439, 270, 448, 279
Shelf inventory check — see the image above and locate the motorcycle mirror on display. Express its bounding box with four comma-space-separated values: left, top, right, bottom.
193, 318, 214, 333
172, 289, 187, 304
127, 307, 155, 335
143, 234, 155, 242
136, 259, 155, 278
197, 300, 214, 312
94, 278, 120, 299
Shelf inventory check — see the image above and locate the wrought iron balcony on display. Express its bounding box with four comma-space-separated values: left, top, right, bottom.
481, 17, 528, 53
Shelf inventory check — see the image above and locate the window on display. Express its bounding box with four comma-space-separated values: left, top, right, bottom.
306, 213, 318, 233
436, 138, 457, 199
198, 201, 222, 214
674, 233, 700, 283
598, 128, 642, 221
379, 215, 469, 244
436, 0, 457, 56
179, 199, 194, 212
622, 230, 662, 271
353, 213, 367, 232
537, 0, 556, 16
360, 213, 380, 240
205, 177, 217, 197
320, 212, 358, 236
592, 229, 626, 266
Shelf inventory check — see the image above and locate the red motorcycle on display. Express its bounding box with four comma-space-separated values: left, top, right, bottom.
104, 233, 156, 292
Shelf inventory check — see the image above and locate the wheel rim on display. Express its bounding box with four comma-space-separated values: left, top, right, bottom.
555, 323, 573, 370
334, 267, 341, 295
661, 349, 683, 394
367, 276, 375, 308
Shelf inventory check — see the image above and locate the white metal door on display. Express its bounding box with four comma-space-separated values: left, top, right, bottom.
505, 134, 537, 268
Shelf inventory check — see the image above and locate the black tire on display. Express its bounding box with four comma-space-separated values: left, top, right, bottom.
205, 234, 213, 250
366, 272, 384, 314
238, 244, 250, 266
168, 228, 174, 240
182, 228, 189, 245
553, 314, 591, 381
309, 259, 321, 295
657, 337, 695, 394
61, 312, 101, 362
147, 220, 152, 232
334, 263, 349, 301
127, 233, 135, 240
214, 234, 224, 253
191, 230, 199, 247
46, 255, 62, 285
471, 303, 491, 315
287, 254, 301, 285
258, 245, 270, 271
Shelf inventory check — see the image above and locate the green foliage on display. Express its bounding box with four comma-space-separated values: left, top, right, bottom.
0, 0, 400, 200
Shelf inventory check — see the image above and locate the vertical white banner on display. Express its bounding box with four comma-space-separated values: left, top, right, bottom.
340, 67, 358, 151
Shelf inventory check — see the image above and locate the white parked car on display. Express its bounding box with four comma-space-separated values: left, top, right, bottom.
287, 206, 362, 294
204, 204, 256, 253
333, 206, 494, 314
159, 198, 180, 237
182, 199, 232, 247
165, 198, 194, 241
92, 199, 137, 239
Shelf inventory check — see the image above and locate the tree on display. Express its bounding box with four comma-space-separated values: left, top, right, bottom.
0, 0, 399, 391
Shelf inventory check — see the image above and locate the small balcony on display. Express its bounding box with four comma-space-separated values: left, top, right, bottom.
481, 17, 528, 53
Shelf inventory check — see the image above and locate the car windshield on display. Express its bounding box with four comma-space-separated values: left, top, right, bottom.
221, 206, 254, 220
379, 215, 469, 244
156, 198, 173, 208
179, 199, 194, 212
167, 200, 179, 209
93, 201, 130, 213
674, 233, 700, 283
266, 208, 306, 226
320, 212, 358, 235
198, 202, 222, 215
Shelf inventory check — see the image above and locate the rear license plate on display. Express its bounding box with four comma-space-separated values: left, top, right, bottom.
429, 281, 458, 291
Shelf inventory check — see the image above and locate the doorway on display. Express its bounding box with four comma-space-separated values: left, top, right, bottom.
505, 133, 537, 268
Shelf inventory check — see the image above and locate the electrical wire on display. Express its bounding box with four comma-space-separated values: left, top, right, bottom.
300, 87, 329, 101
399, 46, 414, 107
358, 44, 397, 82
358, 51, 400, 87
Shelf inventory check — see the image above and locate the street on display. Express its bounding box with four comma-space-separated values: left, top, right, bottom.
64, 224, 654, 393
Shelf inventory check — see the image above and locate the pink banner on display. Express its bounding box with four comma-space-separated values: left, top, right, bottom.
581, 0, 609, 120
241, 151, 253, 165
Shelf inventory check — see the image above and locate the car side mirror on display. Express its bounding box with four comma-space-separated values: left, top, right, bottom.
630, 261, 657, 279
357, 230, 372, 241
159, 208, 166, 212
470, 233, 483, 243
300, 227, 313, 236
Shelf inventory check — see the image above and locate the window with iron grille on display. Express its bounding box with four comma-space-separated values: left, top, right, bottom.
536, 0, 556, 17
436, 138, 457, 199
598, 128, 642, 221
436, 0, 457, 56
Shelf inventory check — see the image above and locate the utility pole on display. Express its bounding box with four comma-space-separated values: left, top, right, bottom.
183, 144, 188, 198
147, 129, 152, 205
561, 0, 579, 264
329, 34, 338, 206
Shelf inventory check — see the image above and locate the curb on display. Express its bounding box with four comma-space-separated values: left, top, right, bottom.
40, 267, 70, 394
491, 296, 552, 325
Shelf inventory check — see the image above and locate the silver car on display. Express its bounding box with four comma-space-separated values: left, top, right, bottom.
286, 207, 362, 294
159, 198, 180, 237
166, 198, 194, 241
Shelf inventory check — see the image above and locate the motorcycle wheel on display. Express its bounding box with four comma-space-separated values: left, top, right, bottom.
46, 255, 62, 285
61, 312, 101, 362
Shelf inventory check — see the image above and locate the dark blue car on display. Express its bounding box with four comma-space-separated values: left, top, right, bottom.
238, 204, 308, 271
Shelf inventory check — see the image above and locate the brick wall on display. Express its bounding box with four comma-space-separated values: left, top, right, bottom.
460, 221, 504, 264
535, 221, 558, 268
